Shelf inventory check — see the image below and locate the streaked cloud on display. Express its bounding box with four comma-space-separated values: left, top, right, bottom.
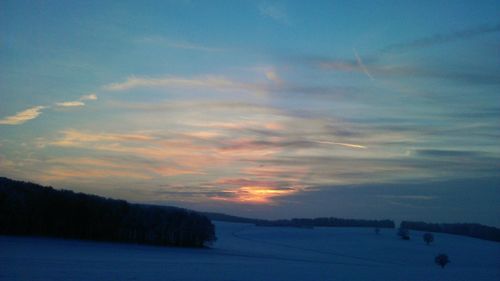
103, 75, 268, 93
0, 93, 98, 125
49, 129, 155, 147
56, 101, 85, 107
212, 178, 301, 204
0, 106, 46, 125
80, 94, 98, 101
382, 22, 500, 53
55, 94, 98, 108
304, 55, 500, 85
377, 195, 436, 200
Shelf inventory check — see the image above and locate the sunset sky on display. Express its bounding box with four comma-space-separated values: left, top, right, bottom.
1, 1, 499, 226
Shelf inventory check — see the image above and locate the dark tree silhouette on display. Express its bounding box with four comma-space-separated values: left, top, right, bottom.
0, 177, 216, 248
423, 232, 434, 245
256, 217, 395, 228
435, 253, 450, 268
398, 228, 410, 240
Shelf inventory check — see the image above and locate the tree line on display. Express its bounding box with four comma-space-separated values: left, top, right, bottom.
401, 221, 500, 242
256, 217, 395, 228
0, 177, 216, 247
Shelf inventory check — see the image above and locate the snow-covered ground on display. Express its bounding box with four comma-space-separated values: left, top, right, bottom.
1, 221, 499, 281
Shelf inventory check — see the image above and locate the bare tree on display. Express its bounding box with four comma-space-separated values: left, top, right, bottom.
435, 253, 450, 268
423, 232, 434, 245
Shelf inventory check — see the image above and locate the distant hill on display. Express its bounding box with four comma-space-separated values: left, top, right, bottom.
203, 212, 265, 224
204, 211, 395, 229
0, 177, 216, 247
401, 221, 500, 242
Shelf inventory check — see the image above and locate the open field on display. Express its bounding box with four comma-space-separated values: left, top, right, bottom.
1, 221, 499, 281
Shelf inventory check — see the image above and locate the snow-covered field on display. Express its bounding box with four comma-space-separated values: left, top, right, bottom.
1, 221, 499, 281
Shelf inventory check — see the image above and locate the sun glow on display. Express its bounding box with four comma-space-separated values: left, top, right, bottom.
214, 186, 297, 204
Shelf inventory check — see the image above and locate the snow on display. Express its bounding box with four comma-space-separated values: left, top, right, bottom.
1, 221, 499, 281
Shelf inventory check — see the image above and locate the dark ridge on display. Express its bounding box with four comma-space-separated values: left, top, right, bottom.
401, 221, 500, 242
0, 177, 216, 248
203, 212, 266, 224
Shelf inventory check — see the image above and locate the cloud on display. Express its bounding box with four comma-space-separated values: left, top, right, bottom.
80, 94, 98, 101
411, 149, 485, 158
377, 195, 436, 200
259, 2, 290, 25
50, 129, 155, 147
55, 94, 98, 108
305, 55, 500, 85
212, 178, 301, 204
55, 101, 85, 107
103, 75, 267, 93
40, 166, 151, 182
0, 106, 46, 125
0, 93, 98, 125
382, 23, 500, 53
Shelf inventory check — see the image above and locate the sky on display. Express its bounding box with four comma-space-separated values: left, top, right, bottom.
1, 0, 499, 226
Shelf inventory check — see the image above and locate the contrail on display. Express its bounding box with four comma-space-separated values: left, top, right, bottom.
353, 48, 375, 80
316, 140, 367, 149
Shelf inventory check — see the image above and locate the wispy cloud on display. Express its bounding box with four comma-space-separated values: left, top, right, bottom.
259, 2, 290, 25
382, 23, 500, 53
303, 54, 500, 85
56, 101, 85, 107
103, 75, 268, 93
50, 129, 155, 147
80, 93, 98, 101
55, 94, 98, 108
212, 178, 301, 204
0, 106, 46, 125
377, 195, 436, 200
0, 94, 98, 125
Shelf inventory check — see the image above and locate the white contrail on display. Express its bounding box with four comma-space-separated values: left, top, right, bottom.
353, 48, 375, 80
316, 140, 367, 149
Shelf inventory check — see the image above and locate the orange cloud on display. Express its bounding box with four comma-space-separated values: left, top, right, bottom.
51, 130, 154, 147
242, 165, 309, 179
212, 178, 302, 204
0, 106, 46, 125
40, 167, 151, 182
151, 166, 204, 177
212, 185, 297, 204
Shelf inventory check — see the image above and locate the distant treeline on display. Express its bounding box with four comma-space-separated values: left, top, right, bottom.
203, 212, 266, 224
257, 217, 395, 228
401, 221, 500, 242
0, 177, 216, 247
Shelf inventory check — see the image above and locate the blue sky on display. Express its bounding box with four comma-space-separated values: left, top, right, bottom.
1, 0, 499, 225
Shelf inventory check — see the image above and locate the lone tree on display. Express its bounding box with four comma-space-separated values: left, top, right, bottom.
398, 228, 410, 240
423, 232, 434, 245
435, 254, 450, 268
